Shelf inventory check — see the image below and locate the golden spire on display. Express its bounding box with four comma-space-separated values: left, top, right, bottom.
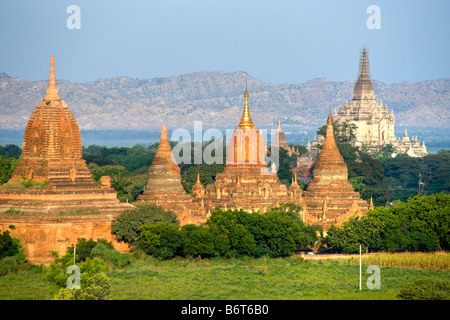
277, 120, 281, 130
327, 109, 333, 126
44, 55, 61, 102
196, 171, 201, 184
237, 80, 255, 130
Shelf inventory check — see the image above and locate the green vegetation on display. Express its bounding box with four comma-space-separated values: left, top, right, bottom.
0, 144, 22, 159
41, 238, 130, 300
135, 204, 320, 260
314, 125, 450, 206
2, 208, 22, 215
0, 225, 448, 300
325, 193, 450, 253
1, 177, 48, 189
58, 210, 101, 216
382, 150, 450, 202
83, 144, 155, 203
0, 229, 24, 260
1, 254, 448, 300
52, 273, 111, 300
112, 203, 179, 244
181, 163, 225, 194
397, 279, 450, 300
0, 155, 19, 185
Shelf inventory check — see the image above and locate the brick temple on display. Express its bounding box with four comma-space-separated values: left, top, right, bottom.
302, 111, 371, 232
137, 125, 207, 225
204, 85, 304, 213
0, 55, 132, 263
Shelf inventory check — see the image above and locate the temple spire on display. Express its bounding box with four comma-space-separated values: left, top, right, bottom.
327, 109, 333, 126
352, 47, 375, 101
44, 55, 61, 102
237, 80, 255, 129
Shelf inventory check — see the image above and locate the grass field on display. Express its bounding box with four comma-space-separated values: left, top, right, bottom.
0, 252, 448, 300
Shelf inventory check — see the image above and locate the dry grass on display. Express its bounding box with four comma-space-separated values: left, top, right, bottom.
350, 251, 449, 270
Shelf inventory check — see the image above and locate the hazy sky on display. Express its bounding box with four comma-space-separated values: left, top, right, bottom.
0, 0, 448, 84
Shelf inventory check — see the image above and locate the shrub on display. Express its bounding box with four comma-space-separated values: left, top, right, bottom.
181, 224, 216, 258
68, 238, 114, 262
0, 229, 23, 259
42, 239, 113, 289
398, 279, 450, 300
324, 193, 450, 253
205, 204, 320, 258
138, 222, 182, 259
53, 272, 111, 300
112, 203, 179, 245
90, 242, 131, 268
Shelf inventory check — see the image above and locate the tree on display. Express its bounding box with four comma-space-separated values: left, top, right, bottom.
112, 203, 178, 245
138, 222, 183, 259
181, 163, 225, 194
324, 193, 450, 253
0, 229, 23, 259
52, 273, 111, 300
0, 156, 19, 184
316, 120, 357, 144
267, 147, 298, 186
0, 144, 22, 159
180, 224, 217, 258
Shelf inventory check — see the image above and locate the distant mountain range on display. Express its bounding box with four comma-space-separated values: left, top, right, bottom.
0, 71, 448, 132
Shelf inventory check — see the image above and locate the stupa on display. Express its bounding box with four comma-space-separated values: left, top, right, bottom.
0, 55, 132, 263
138, 125, 207, 225
302, 112, 370, 232
271, 121, 299, 157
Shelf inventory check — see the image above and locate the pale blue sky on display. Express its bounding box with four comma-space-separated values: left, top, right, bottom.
0, 0, 448, 84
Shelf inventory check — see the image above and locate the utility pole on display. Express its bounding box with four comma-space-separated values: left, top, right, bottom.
418, 173, 424, 196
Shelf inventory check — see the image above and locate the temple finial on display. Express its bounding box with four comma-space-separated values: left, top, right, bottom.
360, 47, 369, 76
327, 109, 333, 126
44, 55, 61, 101
238, 79, 255, 129
352, 47, 375, 101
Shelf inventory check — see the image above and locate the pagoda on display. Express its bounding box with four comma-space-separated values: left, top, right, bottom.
271, 121, 299, 157
334, 48, 427, 157
0, 55, 132, 263
138, 125, 207, 225
0, 55, 131, 214
302, 112, 370, 232
204, 85, 303, 213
